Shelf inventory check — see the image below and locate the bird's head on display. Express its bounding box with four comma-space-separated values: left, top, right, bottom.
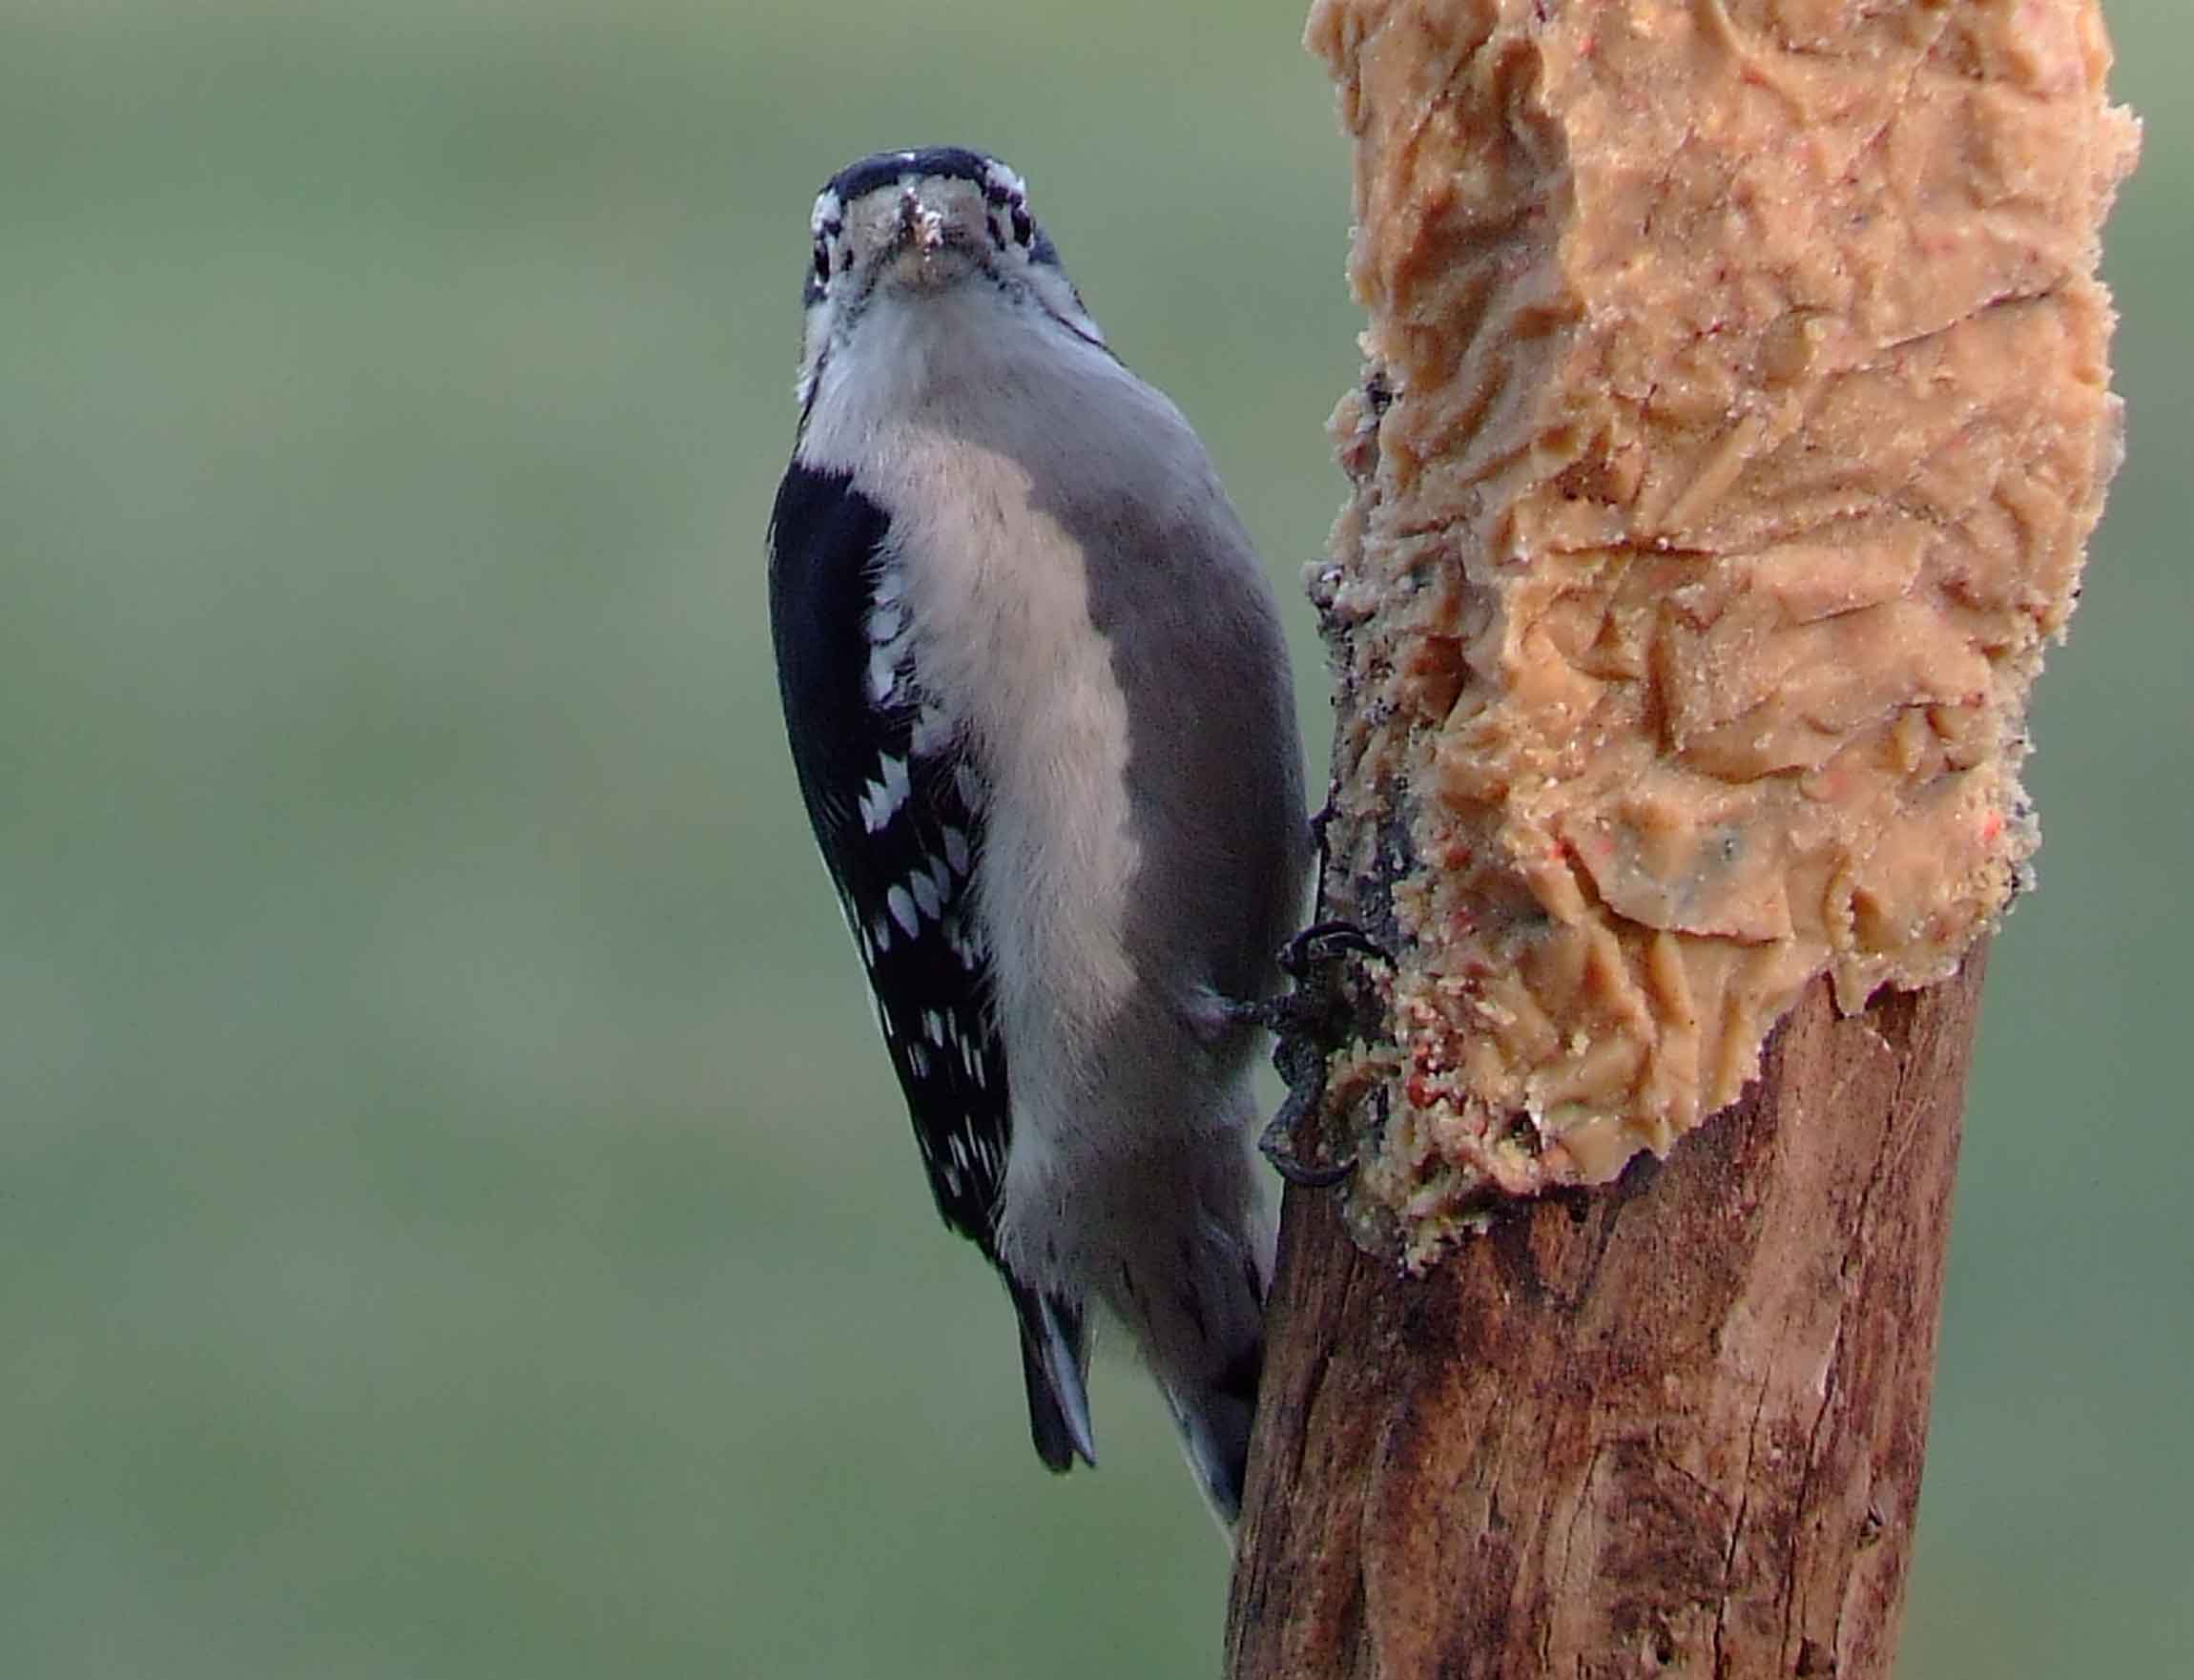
795, 147, 1104, 413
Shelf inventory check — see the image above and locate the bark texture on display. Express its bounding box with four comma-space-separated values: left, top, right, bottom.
1227, 946, 1983, 1679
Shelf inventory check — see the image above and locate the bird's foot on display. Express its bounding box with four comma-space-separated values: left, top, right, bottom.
1232, 919, 1389, 1191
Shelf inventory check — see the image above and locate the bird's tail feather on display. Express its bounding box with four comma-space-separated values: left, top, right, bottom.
1165, 1333, 1263, 1528
1007, 1278, 1095, 1473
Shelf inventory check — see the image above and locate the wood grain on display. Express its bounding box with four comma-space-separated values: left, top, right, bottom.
1227, 946, 1985, 1678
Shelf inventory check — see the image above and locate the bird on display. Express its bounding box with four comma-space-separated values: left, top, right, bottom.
765, 146, 1306, 1524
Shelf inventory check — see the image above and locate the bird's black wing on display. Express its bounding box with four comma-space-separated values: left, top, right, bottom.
766, 459, 1092, 1471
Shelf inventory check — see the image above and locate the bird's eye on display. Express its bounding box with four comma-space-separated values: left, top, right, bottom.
1010, 205, 1033, 246
812, 240, 831, 284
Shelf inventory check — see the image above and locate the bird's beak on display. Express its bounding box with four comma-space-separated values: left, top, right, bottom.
900, 190, 948, 253
872, 187, 979, 292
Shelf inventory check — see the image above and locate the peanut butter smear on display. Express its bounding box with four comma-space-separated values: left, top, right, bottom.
1303, 0, 2137, 1265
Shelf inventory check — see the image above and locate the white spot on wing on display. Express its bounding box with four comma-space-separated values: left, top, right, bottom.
865, 602, 904, 645
942, 826, 970, 875
942, 914, 984, 971
887, 884, 918, 936
867, 644, 900, 707
910, 863, 942, 921
861, 755, 910, 833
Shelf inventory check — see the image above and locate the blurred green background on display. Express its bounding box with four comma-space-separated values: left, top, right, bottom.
1, 0, 2184, 1674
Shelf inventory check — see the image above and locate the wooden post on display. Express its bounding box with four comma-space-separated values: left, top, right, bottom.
1229, 949, 1983, 1677
1229, 0, 2132, 1671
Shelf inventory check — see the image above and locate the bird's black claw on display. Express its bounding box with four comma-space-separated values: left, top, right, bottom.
1236, 917, 1387, 1193
1252, 1018, 1357, 1190
1308, 798, 1336, 847
1257, 1115, 1356, 1189
1278, 919, 1388, 982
